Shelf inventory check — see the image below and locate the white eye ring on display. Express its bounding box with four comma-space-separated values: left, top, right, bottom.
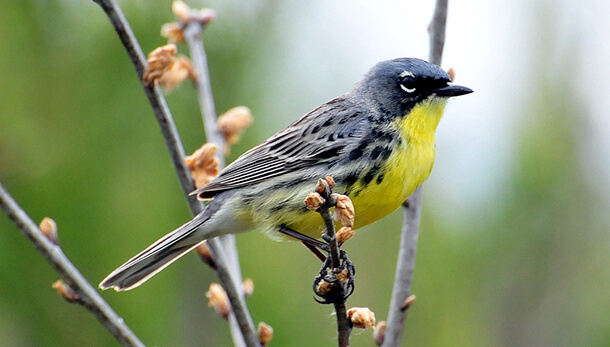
399, 70, 416, 93
400, 85, 416, 93
399, 70, 415, 78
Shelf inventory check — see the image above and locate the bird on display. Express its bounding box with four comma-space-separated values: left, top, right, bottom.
100, 57, 473, 291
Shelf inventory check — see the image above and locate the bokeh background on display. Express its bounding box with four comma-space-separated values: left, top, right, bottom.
1, 0, 609, 346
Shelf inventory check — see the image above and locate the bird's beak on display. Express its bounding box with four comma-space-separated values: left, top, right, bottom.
431, 84, 473, 97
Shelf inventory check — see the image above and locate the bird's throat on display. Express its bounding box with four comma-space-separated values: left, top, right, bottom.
400, 97, 447, 144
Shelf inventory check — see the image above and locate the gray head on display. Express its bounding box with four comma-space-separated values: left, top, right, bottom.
354, 57, 472, 116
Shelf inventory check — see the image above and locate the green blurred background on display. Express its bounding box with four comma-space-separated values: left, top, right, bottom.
1, 0, 609, 346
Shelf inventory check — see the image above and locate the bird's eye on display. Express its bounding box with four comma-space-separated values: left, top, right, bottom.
400, 76, 416, 94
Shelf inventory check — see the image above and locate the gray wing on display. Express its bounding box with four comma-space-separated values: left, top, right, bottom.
195, 95, 370, 199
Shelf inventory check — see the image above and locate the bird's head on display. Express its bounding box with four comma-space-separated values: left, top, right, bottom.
355, 57, 472, 117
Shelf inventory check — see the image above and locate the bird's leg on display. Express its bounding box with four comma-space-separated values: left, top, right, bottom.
278, 225, 355, 303
278, 226, 328, 262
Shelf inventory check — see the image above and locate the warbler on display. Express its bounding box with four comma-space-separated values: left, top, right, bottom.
100, 57, 472, 291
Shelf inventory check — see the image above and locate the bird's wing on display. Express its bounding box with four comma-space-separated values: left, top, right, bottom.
195, 96, 370, 199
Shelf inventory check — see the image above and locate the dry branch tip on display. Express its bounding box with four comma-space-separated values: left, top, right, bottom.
206, 283, 231, 320
373, 321, 387, 346
172, 1, 216, 27
52, 280, 80, 303
143, 44, 195, 90
39, 217, 58, 245
400, 294, 416, 311
217, 106, 254, 154
242, 278, 254, 298
347, 307, 376, 330
333, 194, 355, 228
195, 241, 217, 268
185, 143, 220, 189
304, 192, 325, 211
447, 67, 455, 81
336, 226, 354, 246
257, 322, 274, 346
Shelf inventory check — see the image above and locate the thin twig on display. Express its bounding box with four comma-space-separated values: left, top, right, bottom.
428, 0, 449, 66
93, 0, 198, 209
182, 12, 241, 292
92, 1, 258, 345
182, 13, 248, 347
315, 181, 351, 347
381, 187, 424, 346
382, 0, 449, 346
320, 208, 351, 347
183, 23, 226, 164
0, 183, 145, 347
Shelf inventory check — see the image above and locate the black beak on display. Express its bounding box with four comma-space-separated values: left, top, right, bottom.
432, 84, 473, 97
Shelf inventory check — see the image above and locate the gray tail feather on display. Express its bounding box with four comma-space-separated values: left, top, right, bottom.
99, 210, 211, 291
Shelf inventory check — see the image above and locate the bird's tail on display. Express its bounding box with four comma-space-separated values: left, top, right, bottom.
99, 210, 212, 291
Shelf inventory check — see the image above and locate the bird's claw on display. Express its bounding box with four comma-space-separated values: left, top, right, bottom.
313, 250, 355, 304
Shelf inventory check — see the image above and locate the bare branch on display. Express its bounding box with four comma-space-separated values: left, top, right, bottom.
181, 4, 245, 292
320, 206, 351, 347
92, 0, 197, 209
382, 0, 449, 345
92, 0, 258, 345
313, 179, 352, 347
0, 183, 144, 347
180, 7, 252, 346
381, 187, 424, 346
428, 0, 449, 66
183, 20, 226, 165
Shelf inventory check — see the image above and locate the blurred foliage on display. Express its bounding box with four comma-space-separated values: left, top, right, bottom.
1, 1, 609, 346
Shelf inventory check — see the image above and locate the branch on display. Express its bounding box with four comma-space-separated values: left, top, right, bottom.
380, 187, 424, 346
179, 6, 249, 345
92, 0, 197, 209
92, 1, 258, 345
428, 0, 449, 66
182, 19, 226, 165
181, 5, 243, 292
382, 0, 448, 346
319, 207, 351, 347
0, 183, 144, 347
311, 179, 352, 347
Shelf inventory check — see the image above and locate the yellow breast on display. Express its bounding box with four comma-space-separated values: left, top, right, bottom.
350, 97, 448, 228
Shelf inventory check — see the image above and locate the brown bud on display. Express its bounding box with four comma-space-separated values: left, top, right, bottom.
157, 56, 195, 90
242, 278, 254, 298
143, 44, 177, 85
447, 67, 456, 82
334, 194, 355, 228
336, 226, 354, 245
400, 294, 416, 311
217, 106, 253, 152
324, 176, 336, 189
304, 192, 324, 211
195, 241, 216, 267
185, 143, 219, 189
193, 8, 216, 26
195, 241, 211, 258
336, 268, 350, 284
373, 321, 387, 345
315, 279, 333, 296
52, 280, 79, 303
172, 1, 215, 27
315, 178, 329, 195
172, 0, 191, 23
39, 217, 58, 245
257, 321, 274, 346
206, 283, 231, 319
161, 22, 185, 43
347, 307, 376, 330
